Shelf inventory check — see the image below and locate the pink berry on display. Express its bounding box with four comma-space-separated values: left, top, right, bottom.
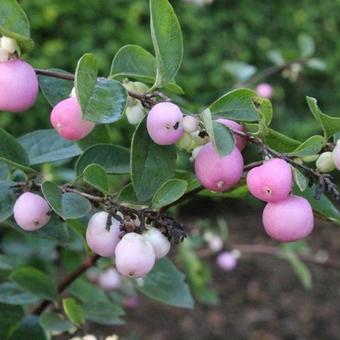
194, 142, 244, 192
0, 59, 39, 112
13, 192, 51, 231
216, 118, 247, 151
262, 195, 314, 242
86, 212, 121, 257
216, 252, 237, 271
256, 83, 273, 99
50, 97, 95, 140
98, 268, 121, 290
146, 102, 184, 145
246, 158, 292, 202
142, 227, 171, 259
115, 233, 155, 278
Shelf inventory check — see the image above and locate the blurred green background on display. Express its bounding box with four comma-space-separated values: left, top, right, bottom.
3, 0, 340, 140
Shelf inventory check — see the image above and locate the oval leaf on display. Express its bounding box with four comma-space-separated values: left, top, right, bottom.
76, 144, 130, 175
131, 118, 177, 203
83, 164, 109, 194
152, 179, 187, 209
150, 0, 183, 88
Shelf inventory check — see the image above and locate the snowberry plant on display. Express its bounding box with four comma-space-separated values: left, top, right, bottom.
0, 0, 339, 338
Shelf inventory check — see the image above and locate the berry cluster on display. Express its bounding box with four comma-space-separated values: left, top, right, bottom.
144, 102, 315, 243
86, 212, 170, 278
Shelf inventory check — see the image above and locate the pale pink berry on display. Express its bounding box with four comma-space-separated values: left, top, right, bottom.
98, 268, 121, 290
146, 102, 183, 145
262, 195, 314, 242
216, 118, 247, 151
181, 115, 199, 133
256, 83, 273, 99
0, 59, 39, 112
246, 158, 292, 202
86, 212, 121, 257
50, 97, 95, 140
142, 227, 171, 259
13, 192, 51, 231
194, 142, 244, 192
216, 252, 237, 271
115, 233, 155, 278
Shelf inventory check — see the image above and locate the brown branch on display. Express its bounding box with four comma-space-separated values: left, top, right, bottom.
33, 254, 100, 315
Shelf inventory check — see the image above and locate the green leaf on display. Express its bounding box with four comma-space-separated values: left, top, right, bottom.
294, 185, 340, 224
76, 125, 112, 151
0, 303, 23, 340
0, 128, 34, 172
209, 88, 259, 122
117, 183, 139, 205
131, 118, 177, 202
200, 108, 235, 156
38, 69, 74, 107
289, 135, 325, 157
0, 180, 15, 222
0, 282, 40, 305
252, 96, 273, 136
292, 168, 307, 192
83, 164, 109, 194
263, 128, 301, 153
83, 301, 124, 325
39, 312, 75, 336
10, 267, 58, 301
150, 0, 183, 88
0, 0, 34, 52
0, 161, 10, 180
75, 53, 127, 124
35, 215, 70, 244
63, 298, 84, 327
152, 179, 187, 209
76, 144, 130, 175
224, 61, 257, 82
281, 244, 312, 289
110, 44, 156, 83
19, 129, 81, 165
67, 278, 108, 303
298, 33, 315, 58
9, 316, 47, 340
306, 96, 340, 141
41, 181, 92, 220
137, 257, 194, 309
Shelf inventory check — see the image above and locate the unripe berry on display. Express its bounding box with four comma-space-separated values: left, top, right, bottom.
316, 152, 335, 172
204, 232, 223, 252
194, 142, 244, 192
332, 140, 340, 170
115, 232, 155, 278
256, 83, 273, 99
98, 268, 121, 290
142, 227, 171, 259
302, 154, 319, 163
190, 145, 203, 161
181, 115, 199, 133
13, 192, 51, 231
176, 132, 192, 150
86, 212, 121, 257
246, 158, 292, 202
1, 37, 19, 54
262, 195, 314, 242
50, 97, 95, 140
0, 59, 39, 112
0, 48, 9, 62
216, 251, 237, 271
126, 102, 144, 125
216, 118, 247, 151
146, 102, 184, 145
